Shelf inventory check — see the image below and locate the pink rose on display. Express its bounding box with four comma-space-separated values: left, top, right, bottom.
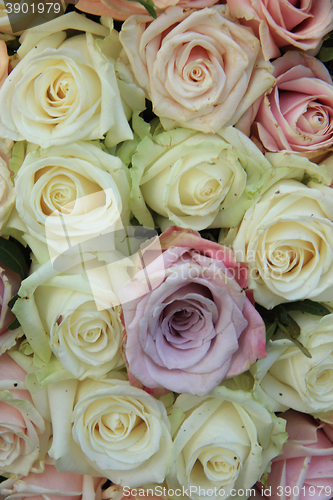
119, 5, 275, 133
76, 0, 219, 21
227, 0, 333, 61
0, 352, 51, 476
0, 261, 21, 353
257, 410, 333, 500
0, 462, 105, 500
120, 227, 266, 397
246, 51, 333, 159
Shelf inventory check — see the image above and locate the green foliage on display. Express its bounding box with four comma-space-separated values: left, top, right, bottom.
0, 237, 27, 279
256, 300, 331, 358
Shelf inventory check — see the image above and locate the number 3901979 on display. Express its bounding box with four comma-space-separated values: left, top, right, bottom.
277, 486, 332, 497
5, 2, 62, 14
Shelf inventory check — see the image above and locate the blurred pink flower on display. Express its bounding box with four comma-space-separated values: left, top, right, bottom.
75, 0, 220, 21
256, 410, 333, 500
227, 0, 333, 60
0, 462, 105, 500
0, 40, 8, 87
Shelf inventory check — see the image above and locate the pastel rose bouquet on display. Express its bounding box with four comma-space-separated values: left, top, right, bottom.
1, 1, 333, 500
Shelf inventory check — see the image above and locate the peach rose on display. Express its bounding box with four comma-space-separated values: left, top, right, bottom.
0, 40, 8, 87
76, 0, 219, 21
227, 0, 333, 61
119, 5, 274, 133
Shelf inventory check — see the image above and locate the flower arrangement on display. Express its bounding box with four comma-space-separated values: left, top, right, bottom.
1, 1, 333, 499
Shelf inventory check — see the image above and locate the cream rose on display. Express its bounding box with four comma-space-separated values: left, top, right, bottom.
13, 245, 131, 376
127, 126, 275, 231
48, 378, 172, 486
251, 312, 333, 417
119, 5, 274, 134
0, 13, 144, 147
167, 384, 287, 500
0, 156, 15, 230
232, 179, 333, 309
11, 141, 130, 256
34, 277, 124, 380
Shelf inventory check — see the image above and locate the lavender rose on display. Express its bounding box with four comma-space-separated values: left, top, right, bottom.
120, 227, 266, 397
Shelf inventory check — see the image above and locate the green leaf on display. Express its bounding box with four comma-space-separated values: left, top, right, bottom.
134, 0, 158, 17
7, 293, 21, 330
283, 314, 301, 339
265, 321, 277, 342
283, 300, 331, 317
0, 237, 27, 279
8, 318, 20, 330
277, 321, 312, 358
274, 305, 288, 324
8, 293, 19, 310
318, 46, 333, 62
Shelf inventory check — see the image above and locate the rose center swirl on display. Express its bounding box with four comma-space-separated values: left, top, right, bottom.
195, 447, 241, 484
47, 71, 76, 108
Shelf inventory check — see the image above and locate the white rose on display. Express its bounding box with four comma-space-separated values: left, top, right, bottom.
0, 13, 143, 147
34, 277, 124, 380
128, 126, 275, 231
232, 179, 333, 308
48, 378, 172, 487
0, 156, 15, 230
251, 312, 333, 416
167, 384, 287, 500
11, 141, 130, 256
13, 248, 131, 375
